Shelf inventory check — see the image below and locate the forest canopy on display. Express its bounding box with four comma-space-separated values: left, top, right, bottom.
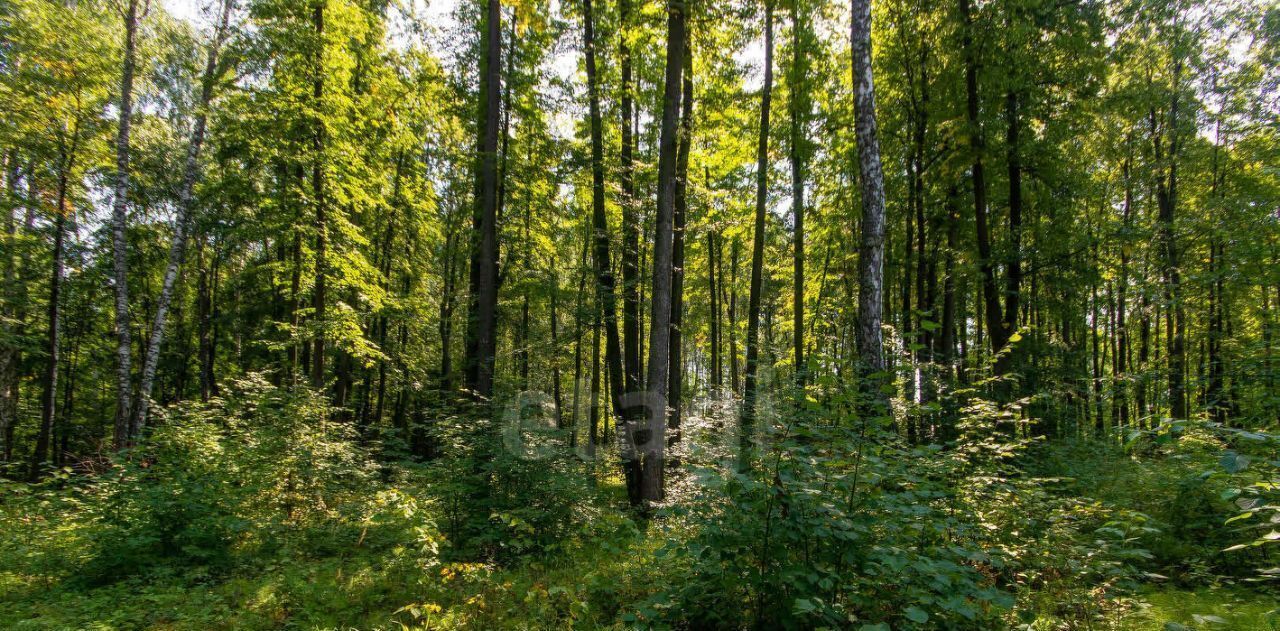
1, 0, 1278, 627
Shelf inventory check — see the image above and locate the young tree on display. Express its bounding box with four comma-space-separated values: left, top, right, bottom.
741, 0, 774, 466
133, 0, 235, 435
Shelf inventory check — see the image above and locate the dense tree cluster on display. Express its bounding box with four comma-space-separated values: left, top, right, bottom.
1, 0, 1279, 626
3, 0, 1275, 492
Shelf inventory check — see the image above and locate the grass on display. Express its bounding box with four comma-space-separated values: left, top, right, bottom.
1119, 586, 1280, 630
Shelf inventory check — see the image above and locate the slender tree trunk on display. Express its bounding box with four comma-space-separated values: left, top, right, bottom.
571, 227, 588, 440
1002, 90, 1023, 356
440, 210, 461, 390
464, 0, 503, 399
33, 121, 80, 480
853, 0, 886, 376
708, 227, 721, 391
729, 237, 741, 394
550, 267, 564, 427
589, 297, 602, 459
789, 2, 808, 390
619, 0, 642, 406
1117, 142, 1133, 428
1091, 245, 1103, 435
0, 155, 20, 462
111, 0, 142, 449
583, 0, 634, 499
958, 0, 1007, 370
668, 36, 692, 449
641, 0, 686, 501
134, 0, 232, 434
938, 185, 959, 368
519, 197, 532, 391
740, 0, 773, 467
309, 0, 328, 389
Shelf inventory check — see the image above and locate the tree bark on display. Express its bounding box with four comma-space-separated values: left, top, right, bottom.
958, 0, 1008, 371
619, 0, 642, 406
741, 0, 773, 467
853, 0, 886, 375
33, 120, 80, 480
1002, 90, 1023, 354
464, 0, 502, 399
111, 0, 142, 449
583, 0, 634, 499
134, 0, 233, 434
1151, 59, 1185, 420
640, 0, 685, 502
789, 1, 808, 390
668, 34, 693, 449
309, 0, 328, 389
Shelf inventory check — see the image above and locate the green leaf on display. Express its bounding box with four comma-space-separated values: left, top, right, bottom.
1220, 451, 1251, 474
905, 606, 929, 623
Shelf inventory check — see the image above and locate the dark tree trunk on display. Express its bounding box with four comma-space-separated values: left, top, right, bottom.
789, 3, 808, 390
1002, 90, 1023, 358
938, 185, 959, 367
729, 237, 740, 394
958, 0, 1008, 369
464, 0, 503, 399
619, 0, 642, 407
33, 121, 80, 480
708, 227, 721, 391
740, 0, 773, 468
584, 0, 633, 498
641, 0, 686, 501
309, 0, 328, 390
668, 35, 693, 449
550, 268, 564, 427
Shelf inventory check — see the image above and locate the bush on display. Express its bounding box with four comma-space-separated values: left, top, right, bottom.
79, 375, 380, 583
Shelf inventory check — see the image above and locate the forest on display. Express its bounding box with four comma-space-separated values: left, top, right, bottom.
0, 0, 1278, 627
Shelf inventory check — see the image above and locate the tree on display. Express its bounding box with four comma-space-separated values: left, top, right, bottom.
640, 0, 687, 503
464, 0, 503, 399
110, 0, 143, 449
741, 0, 774, 467
133, 0, 235, 435
852, 0, 886, 376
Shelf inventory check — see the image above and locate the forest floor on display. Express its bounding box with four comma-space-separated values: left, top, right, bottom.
2, 431, 1277, 630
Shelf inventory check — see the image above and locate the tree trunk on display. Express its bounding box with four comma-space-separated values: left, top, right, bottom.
640, 0, 686, 502
309, 0, 328, 389
33, 121, 80, 480
550, 267, 564, 427
729, 237, 740, 394
789, 2, 808, 390
1117, 141, 1133, 427
1152, 75, 1186, 420
464, 0, 502, 399
668, 34, 693, 449
134, 0, 232, 434
958, 0, 1007, 370
938, 185, 959, 368
708, 226, 721, 391
0, 155, 20, 462
111, 0, 141, 449
583, 0, 634, 499
740, 0, 773, 468
853, 0, 886, 375
1002, 90, 1023, 359
619, 0, 642, 407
